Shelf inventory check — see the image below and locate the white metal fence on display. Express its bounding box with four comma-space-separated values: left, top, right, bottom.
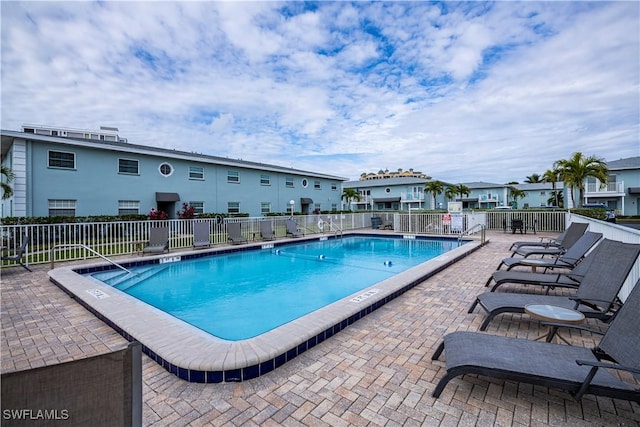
2, 210, 638, 288
0, 211, 575, 268
566, 214, 640, 301
392, 210, 567, 235
1, 213, 393, 268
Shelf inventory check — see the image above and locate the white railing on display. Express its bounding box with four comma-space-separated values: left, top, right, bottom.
0, 213, 390, 268
3, 210, 638, 294
400, 192, 425, 201
585, 181, 624, 194
0, 211, 568, 268
478, 194, 499, 202
483, 210, 568, 233
568, 214, 640, 301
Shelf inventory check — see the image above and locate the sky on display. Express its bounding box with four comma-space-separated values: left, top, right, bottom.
1, 1, 638, 184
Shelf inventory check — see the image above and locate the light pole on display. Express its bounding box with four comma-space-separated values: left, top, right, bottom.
289, 200, 295, 217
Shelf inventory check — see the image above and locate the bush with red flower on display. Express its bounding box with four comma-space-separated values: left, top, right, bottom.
177, 202, 196, 219
148, 208, 168, 220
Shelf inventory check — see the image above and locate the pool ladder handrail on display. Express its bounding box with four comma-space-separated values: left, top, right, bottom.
317, 217, 342, 237
50, 243, 133, 274
458, 224, 486, 244
325, 220, 343, 237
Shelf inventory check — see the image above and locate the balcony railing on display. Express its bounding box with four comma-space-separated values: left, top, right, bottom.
585, 181, 624, 194
400, 192, 425, 201
478, 194, 499, 202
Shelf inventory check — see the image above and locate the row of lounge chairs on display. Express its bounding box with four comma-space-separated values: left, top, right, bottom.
228, 219, 303, 243
2, 220, 306, 269
142, 219, 305, 253
432, 222, 640, 402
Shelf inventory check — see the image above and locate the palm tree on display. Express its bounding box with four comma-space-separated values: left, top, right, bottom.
452, 183, 471, 200
424, 180, 444, 210
445, 184, 471, 208
508, 186, 526, 208
547, 191, 564, 208
1, 165, 15, 200
524, 173, 542, 183
542, 168, 560, 207
554, 152, 608, 208
341, 188, 361, 211
444, 186, 457, 203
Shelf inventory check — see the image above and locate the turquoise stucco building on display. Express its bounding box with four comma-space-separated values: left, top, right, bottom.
1, 125, 347, 218
2, 125, 637, 218
343, 156, 639, 215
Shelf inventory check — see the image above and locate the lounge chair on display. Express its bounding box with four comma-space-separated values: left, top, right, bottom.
285, 219, 303, 237
470, 239, 640, 331
1, 234, 32, 271
510, 225, 590, 258
259, 220, 276, 240
193, 222, 211, 248
485, 241, 600, 292
227, 222, 248, 244
380, 219, 393, 230
509, 222, 588, 252
142, 227, 170, 254
495, 231, 602, 271
432, 278, 640, 402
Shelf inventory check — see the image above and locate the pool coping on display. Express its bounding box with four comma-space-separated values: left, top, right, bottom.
48, 232, 484, 383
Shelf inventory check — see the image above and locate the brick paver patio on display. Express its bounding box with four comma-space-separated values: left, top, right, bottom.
2, 231, 638, 426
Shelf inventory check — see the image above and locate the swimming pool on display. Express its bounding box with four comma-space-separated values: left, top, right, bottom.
88, 236, 460, 340
49, 232, 482, 383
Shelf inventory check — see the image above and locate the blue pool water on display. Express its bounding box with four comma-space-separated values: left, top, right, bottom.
89, 236, 462, 340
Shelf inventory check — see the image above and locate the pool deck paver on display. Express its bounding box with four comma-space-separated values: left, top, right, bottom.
2, 230, 639, 426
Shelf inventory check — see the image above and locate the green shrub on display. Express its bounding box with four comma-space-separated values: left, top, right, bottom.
572, 208, 607, 221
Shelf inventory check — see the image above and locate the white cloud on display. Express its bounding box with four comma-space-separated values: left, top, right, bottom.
1, 1, 637, 184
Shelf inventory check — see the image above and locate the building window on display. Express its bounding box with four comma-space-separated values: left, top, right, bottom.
48, 150, 75, 169
314, 180, 321, 190
261, 202, 271, 214
227, 171, 239, 183
48, 199, 76, 217
189, 166, 204, 180
158, 162, 173, 177
331, 182, 338, 191
118, 158, 139, 175
260, 174, 271, 186
285, 177, 294, 188
118, 200, 140, 215
385, 187, 391, 193
301, 178, 309, 188
331, 203, 338, 211
227, 202, 240, 213
189, 201, 204, 214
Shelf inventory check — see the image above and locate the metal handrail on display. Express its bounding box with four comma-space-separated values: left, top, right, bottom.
329, 219, 342, 237
459, 224, 486, 244
328, 221, 343, 237
50, 243, 133, 274
320, 218, 343, 237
